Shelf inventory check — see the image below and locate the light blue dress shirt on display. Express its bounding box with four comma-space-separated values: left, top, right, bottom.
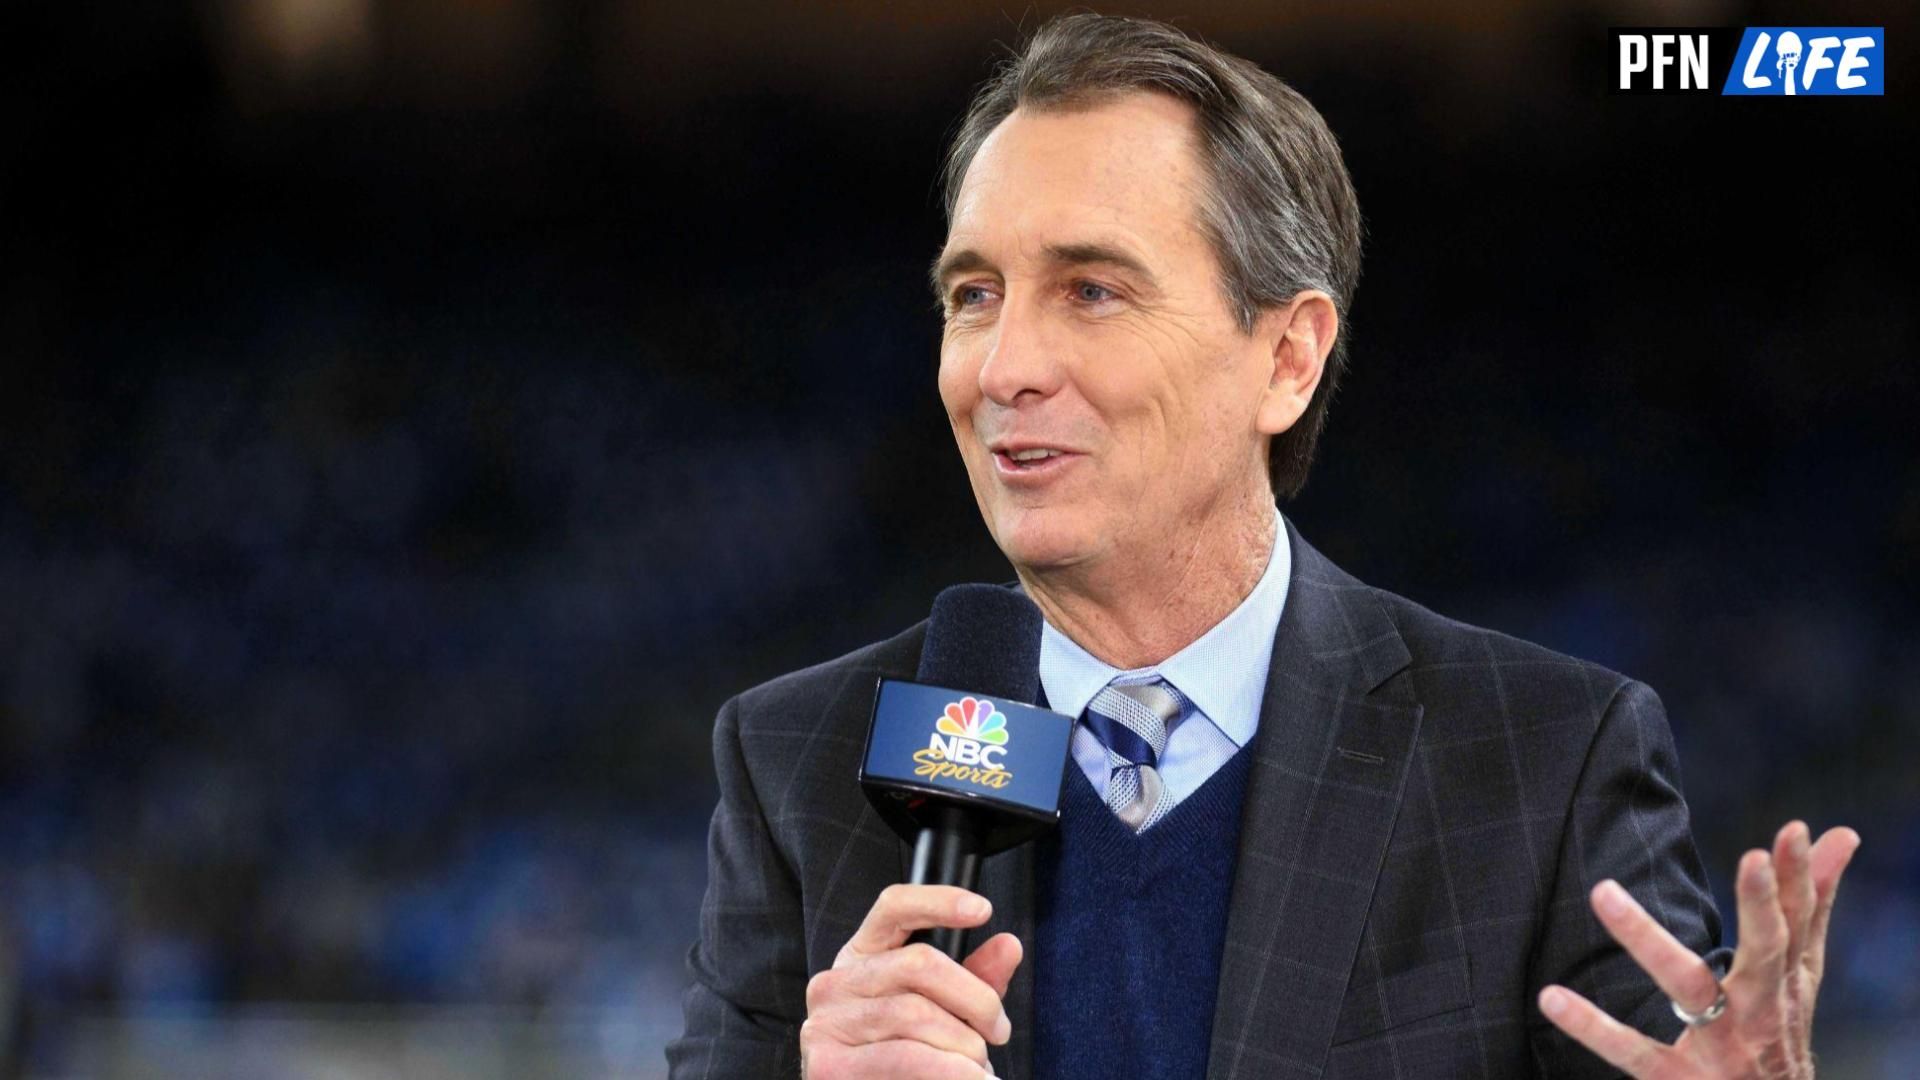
1038, 508, 1292, 810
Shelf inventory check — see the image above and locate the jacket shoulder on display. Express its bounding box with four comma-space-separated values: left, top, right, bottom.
1366, 584, 1640, 724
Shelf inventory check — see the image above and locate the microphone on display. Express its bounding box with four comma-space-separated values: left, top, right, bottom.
1776, 30, 1803, 95
859, 585, 1075, 959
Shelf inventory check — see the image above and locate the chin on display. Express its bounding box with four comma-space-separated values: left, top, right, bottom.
987, 506, 1100, 573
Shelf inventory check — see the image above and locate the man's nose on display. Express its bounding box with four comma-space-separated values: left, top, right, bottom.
976, 294, 1064, 407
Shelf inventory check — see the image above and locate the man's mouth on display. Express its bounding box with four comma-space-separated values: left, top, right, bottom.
990, 445, 1079, 476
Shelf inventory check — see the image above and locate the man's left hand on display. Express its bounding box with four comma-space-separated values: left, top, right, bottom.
1539, 820, 1861, 1078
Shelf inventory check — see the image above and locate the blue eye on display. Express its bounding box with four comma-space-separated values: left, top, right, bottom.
960, 286, 991, 306
1075, 282, 1114, 303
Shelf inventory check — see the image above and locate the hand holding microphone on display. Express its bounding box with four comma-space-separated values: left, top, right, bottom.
801, 884, 1019, 1079
802, 586, 1072, 1079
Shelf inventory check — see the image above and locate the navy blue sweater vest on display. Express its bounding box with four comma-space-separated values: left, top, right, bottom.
1031, 747, 1254, 1080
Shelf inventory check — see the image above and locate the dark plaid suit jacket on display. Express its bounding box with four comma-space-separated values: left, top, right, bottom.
667, 518, 1730, 1078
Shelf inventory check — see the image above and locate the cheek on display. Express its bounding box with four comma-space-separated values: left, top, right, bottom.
936, 348, 972, 418
936, 345, 985, 450
1068, 334, 1152, 411
1078, 342, 1247, 478
1072, 348, 1181, 449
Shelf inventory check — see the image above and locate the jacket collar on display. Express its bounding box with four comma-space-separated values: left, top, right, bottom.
1203, 516, 1421, 1079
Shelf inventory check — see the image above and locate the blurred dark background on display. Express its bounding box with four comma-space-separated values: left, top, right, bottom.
2, 0, 1915, 1076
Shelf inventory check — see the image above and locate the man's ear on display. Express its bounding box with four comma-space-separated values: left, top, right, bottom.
1255, 290, 1339, 437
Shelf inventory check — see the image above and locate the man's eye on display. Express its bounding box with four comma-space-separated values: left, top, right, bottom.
1074, 282, 1115, 303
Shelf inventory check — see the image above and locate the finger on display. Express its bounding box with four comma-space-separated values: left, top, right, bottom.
811, 992, 991, 1067
829, 942, 1011, 1046
1538, 985, 1673, 1078
1772, 821, 1816, 968
962, 933, 1023, 999
1802, 827, 1862, 982
1727, 849, 1790, 992
1589, 880, 1722, 1017
840, 885, 994, 963
812, 1037, 991, 1080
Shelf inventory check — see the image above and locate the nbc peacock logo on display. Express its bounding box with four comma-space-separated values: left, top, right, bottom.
913, 696, 1015, 789
938, 697, 1007, 747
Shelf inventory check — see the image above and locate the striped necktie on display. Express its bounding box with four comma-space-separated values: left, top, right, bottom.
1082, 678, 1185, 832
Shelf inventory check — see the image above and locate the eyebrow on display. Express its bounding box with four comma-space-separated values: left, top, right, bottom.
928, 241, 1161, 302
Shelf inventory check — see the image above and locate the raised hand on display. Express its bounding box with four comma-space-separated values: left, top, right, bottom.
1539, 821, 1861, 1078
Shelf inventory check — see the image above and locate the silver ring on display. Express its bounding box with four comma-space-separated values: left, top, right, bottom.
1671, 986, 1728, 1027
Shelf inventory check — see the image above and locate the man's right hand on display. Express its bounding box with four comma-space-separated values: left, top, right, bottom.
800, 884, 1023, 1080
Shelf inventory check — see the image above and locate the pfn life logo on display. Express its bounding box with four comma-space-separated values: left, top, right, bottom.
1724, 29, 1882, 95
1612, 27, 1884, 95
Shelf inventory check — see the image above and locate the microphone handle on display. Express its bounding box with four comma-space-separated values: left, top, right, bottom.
907, 803, 984, 960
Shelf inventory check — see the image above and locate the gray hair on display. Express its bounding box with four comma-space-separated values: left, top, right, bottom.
937, 13, 1363, 499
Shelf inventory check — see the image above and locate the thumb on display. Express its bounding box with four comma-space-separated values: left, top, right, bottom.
962, 931, 1024, 998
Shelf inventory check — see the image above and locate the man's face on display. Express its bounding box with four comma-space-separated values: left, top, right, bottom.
935, 92, 1283, 578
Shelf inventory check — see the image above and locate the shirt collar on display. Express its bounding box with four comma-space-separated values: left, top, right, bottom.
1037, 507, 1291, 748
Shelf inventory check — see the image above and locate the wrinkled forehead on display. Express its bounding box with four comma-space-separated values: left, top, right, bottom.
943, 92, 1214, 262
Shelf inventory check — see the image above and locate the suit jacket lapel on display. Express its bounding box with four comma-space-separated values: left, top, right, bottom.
1207, 520, 1423, 1079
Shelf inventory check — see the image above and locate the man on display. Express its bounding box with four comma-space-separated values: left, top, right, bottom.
668, 14, 1858, 1079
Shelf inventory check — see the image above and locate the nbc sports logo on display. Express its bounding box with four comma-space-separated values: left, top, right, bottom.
929, 697, 1009, 769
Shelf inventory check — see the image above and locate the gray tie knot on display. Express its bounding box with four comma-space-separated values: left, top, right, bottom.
1087, 678, 1185, 762
1084, 677, 1187, 832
